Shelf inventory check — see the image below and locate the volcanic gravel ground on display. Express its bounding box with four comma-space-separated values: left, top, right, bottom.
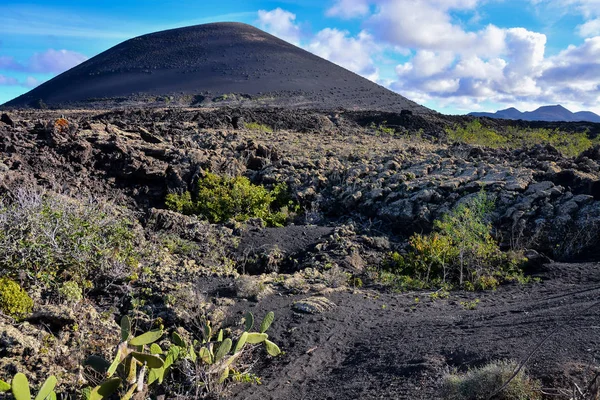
226, 262, 600, 399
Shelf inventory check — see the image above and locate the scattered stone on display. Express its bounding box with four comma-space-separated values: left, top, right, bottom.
0, 113, 14, 127
293, 296, 336, 314
28, 304, 77, 333
139, 127, 163, 143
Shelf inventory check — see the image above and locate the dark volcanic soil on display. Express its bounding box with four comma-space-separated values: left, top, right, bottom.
2, 23, 429, 114
228, 262, 600, 399
2, 108, 600, 399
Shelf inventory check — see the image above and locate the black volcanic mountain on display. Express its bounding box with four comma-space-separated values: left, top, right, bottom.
470, 104, 600, 122
3, 22, 429, 113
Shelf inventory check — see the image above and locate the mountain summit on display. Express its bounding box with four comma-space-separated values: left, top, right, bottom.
3, 22, 429, 113
470, 105, 600, 122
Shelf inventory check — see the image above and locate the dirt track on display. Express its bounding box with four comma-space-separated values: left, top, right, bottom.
227, 262, 600, 399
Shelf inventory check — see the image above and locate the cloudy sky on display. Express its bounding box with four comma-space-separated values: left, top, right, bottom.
1, 0, 599, 114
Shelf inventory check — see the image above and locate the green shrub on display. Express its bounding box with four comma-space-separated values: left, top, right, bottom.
446, 119, 508, 148
0, 189, 141, 288
0, 277, 33, 319
165, 173, 297, 226
381, 192, 526, 290
58, 280, 83, 304
244, 122, 273, 133
446, 119, 598, 157
441, 360, 541, 400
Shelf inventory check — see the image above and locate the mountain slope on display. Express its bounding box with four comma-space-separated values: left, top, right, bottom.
2, 22, 429, 113
470, 105, 600, 122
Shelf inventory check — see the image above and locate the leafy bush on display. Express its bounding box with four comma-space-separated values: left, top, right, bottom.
0, 277, 33, 319
382, 192, 526, 290
0, 189, 142, 288
441, 360, 541, 400
445, 119, 508, 148
165, 173, 297, 226
446, 119, 598, 157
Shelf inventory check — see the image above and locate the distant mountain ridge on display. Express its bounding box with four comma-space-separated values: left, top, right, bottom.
470, 105, 600, 123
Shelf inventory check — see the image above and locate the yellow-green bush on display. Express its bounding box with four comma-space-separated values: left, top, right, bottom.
0, 277, 33, 319
381, 192, 526, 290
58, 281, 83, 304
244, 122, 273, 133
165, 173, 297, 226
446, 119, 508, 148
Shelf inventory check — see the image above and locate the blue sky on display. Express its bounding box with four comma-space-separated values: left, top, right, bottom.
1, 0, 599, 114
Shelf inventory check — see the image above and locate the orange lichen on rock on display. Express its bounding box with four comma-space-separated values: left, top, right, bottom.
53, 117, 69, 133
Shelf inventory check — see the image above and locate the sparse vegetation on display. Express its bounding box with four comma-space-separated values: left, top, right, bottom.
165, 172, 298, 226
244, 121, 274, 133
0, 277, 33, 319
235, 275, 273, 300
441, 360, 541, 400
460, 298, 480, 310
322, 264, 350, 288
58, 280, 83, 304
446, 119, 598, 157
1, 107, 599, 399
378, 191, 527, 290
83, 312, 280, 399
0, 189, 141, 289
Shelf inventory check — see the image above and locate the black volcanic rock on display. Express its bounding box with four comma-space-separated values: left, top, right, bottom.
470, 104, 600, 122
2, 22, 430, 113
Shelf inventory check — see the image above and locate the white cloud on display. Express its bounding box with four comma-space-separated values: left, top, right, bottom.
0, 74, 18, 86
326, 0, 371, 18
578, 18, 600, 37
0, 74, 41, 88
454, 56, 506, 81
560, 0, 600, 18
257, 8, 301, 45
364, 0, 507, 56
391, 32, 600, 112
307, 28, 379, 79
400, 50, 456, 78
0, 49, 87, 74
28, 49, 87, 73
257, 8, 380, 80
24, 76, 41, 88
257, 4, 599, 113
0, 56, 21, 70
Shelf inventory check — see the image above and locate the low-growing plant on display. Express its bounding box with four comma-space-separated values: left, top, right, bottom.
244, 122, 273, 133
460, 298, 480, 310
0, 189, 141, 288
441, 360, 541, 400
165, 172, 298, 226
84, 316, 166, 399
83, 312, 280, 399
172, 311, 281, 397
446, 119, 599, 157
235, 275, 273, 301
322, 265, 350, 288
0, 277, 34, 319
380, 191, 527, 290
58, 280, 83, 304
